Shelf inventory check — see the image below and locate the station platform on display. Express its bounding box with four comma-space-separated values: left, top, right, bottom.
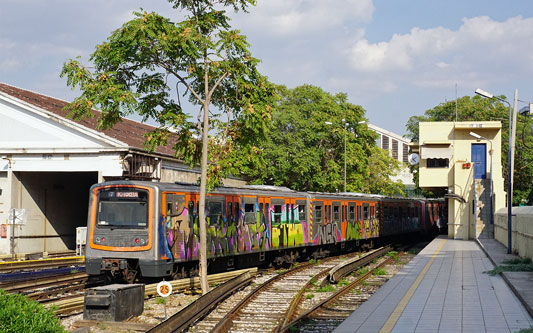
334, 236, 533, 332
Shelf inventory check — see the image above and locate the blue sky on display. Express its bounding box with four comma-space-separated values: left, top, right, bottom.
1, 0, 533, 135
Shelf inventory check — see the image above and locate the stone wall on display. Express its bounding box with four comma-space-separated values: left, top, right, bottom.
495, 206, 533, 259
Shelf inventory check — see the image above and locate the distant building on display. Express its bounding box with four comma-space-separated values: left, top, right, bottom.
410, 121, 505, 240
368, 123, 415, 195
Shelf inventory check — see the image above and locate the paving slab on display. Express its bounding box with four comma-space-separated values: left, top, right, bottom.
334, 237, 533, 333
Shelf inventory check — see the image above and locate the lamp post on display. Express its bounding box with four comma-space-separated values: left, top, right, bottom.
469, 131, 494, 235
475, 88, 514, 254
325, 120, 366, 192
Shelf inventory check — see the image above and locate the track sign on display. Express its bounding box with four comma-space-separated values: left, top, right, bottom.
157, 281, 172, 297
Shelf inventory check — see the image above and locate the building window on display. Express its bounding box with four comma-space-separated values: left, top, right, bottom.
427, 158, 449, 168
392, 139, 398, 160
403, 143, 409, 163
382, 135, 389, 151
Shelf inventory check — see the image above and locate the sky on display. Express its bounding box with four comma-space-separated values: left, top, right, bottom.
1, 0, 533, 136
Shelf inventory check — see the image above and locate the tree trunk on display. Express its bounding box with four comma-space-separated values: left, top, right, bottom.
198, 98, 210, 295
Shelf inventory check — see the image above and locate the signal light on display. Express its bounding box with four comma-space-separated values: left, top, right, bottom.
135, 238, 139, 244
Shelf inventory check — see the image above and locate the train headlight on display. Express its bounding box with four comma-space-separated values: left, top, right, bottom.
96, 237, 100, 243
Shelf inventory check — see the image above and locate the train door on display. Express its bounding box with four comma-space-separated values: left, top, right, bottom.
295, 199, 308, 246
332, 201, 341, 242
270, 198, 286, 248
356, 202, 363, 238
258, 197, 271, 249
224, 195, 239, 254
312, 200, 324, 245
341, 201, 348, 240
347, 202, 358, 240
162, 192, 188, 261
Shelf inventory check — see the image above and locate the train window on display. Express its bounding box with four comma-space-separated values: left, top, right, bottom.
265, 203, 270, 222
227, 202, 232, 218
349, 206, 355, 222
315, 205, 323, 224
357, 206, 362, 221
97, 188, 149, 228
259, 203, 264, 223
188, 201, 194, 214
298, 205, 306, 222
363, 204, 369, 220
273, 205, 283, 225
244, 203, 255, 224
333, 205, 340, 222
208, 201, 223, 225
234, 203, 240, 220
291, 204, 295, 223
167, 202, 173, 215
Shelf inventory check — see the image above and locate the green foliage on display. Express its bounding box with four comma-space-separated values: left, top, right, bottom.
247, 84, 404, 195
305, 293, 315, 299
0, 290, 65, 332
485, 257, 533, 276
316, 284, 336, 292
155, 297, 165, 304
61, 0, 275, 188
518, 326, 533, 333
373, 268, 387, 276
406, 95, 533, 203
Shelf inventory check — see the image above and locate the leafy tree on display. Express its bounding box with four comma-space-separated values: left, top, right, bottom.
405, 95, 533, 204
61, 0, 274, 293
248, 84, 404, 196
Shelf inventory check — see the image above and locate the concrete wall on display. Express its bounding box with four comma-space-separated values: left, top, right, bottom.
495, 207, 533, 259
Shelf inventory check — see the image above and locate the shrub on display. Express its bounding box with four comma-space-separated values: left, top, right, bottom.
0, 289, 65, 332
373, 268, 388, 276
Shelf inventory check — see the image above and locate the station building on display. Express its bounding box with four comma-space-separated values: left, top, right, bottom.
0, 83, 244, 256
410, 121, 505, 240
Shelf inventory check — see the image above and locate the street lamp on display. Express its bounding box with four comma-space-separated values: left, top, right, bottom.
325, 120, 366, 192
475, 88, 513, 254
469, 131, 494, 235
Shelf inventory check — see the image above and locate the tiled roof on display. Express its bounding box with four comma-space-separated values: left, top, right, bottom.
0, 83, 176, 156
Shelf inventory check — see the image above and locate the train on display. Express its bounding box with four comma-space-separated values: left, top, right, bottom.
84, 180, 447, 283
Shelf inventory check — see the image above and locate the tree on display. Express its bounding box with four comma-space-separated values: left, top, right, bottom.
61, 0, 274, 294
247, 84, 404, 196
405, 95, 533, 204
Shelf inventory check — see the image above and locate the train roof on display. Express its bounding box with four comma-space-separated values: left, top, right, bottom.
92, 180, 443, 203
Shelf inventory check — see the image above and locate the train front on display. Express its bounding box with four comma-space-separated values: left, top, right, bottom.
84, 182, 169, 283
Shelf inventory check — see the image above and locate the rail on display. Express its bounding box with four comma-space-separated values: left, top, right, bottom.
146, 271, 254, 333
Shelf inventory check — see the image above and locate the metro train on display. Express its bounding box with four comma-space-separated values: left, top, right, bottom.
84, 180, 447, 282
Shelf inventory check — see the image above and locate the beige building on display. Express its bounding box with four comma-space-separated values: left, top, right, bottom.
411, 121, 505, 240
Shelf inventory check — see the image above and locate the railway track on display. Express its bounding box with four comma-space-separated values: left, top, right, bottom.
0, 256, 84, 273
280, 250, 415, 332
156, 248, 387, 332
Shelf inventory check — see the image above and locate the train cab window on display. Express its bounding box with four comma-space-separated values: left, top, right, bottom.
208, 201, 223, 224
97, 188, 149, 228
273, 205, 283, 225
363, 204, 369, 220
349, 206, 355, 222
333, 205, 340, 222
314, 205, 323, 224
244, 203, 255, 224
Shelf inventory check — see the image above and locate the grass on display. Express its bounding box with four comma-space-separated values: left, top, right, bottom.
155, 297, 165, 305
305, 293, 315, 299
338, 278, 350, 286
316, 284, 336, 292
386, 251, 399, 261
485, 257, 533, 276
355, 267, 369, 276
373, 268, 388, 276
518, 326, 533, 333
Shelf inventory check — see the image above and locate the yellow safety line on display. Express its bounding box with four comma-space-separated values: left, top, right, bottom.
379, 239, 447, 333
0, 256, 84, 265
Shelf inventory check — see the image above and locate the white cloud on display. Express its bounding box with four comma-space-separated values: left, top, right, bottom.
348, 16, 533, 74
234, 0, 374, 36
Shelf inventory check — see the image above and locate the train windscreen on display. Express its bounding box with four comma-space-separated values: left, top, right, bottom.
97, 188, 149, 228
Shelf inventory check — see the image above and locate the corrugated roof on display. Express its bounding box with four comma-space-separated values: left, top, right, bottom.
0, 82, 177, 156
